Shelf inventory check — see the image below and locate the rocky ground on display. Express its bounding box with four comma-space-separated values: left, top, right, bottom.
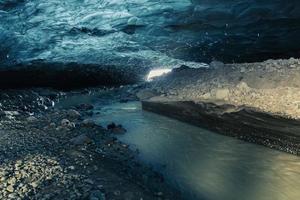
146, 58, 300, 119
0, 87, 180, 200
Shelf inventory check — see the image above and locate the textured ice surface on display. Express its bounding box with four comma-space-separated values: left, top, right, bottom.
0, 0, 300, 72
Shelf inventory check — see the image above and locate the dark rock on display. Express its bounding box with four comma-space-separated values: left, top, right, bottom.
67, 109, 81, 119
107, 123, 117, 130
89, 190, 106, 200
107, 123, 127, 134
70, 134, 93, 145
76, 103, 94, 111
81, 119, 96, 127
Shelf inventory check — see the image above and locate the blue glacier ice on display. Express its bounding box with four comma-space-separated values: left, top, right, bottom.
0, 0, 300, 77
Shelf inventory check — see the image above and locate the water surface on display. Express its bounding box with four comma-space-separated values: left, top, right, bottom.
94, 101, 300, 200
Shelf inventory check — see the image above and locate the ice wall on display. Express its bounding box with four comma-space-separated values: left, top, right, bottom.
0, 0, 299, 74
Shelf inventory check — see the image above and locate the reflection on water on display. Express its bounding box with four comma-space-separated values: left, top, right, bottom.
94, 101, 300, 200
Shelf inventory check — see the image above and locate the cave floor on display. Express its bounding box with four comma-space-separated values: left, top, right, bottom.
0, 87, 180, 200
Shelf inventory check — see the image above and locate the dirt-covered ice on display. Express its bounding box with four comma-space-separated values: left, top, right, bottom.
148, 58, 300, 119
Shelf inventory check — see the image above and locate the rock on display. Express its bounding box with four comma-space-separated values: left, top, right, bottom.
120, 98, 129, 103
215, 89, 230, 100
89, 190, 106, 200
237, 82, 251, 93
4, 111, 20, 116
61, 119, 75, 129
85, 111, 94, 116
240, 67, 246, 73
155, 192, 164, 197
6, 185, 14, 193
67, 109, 81, 119
7, 177, 16, 185
85, 179, 94, 185
107, 123, 127, 134
123, 191, 135, 200
136, 89, 158, 100
209, 61, 224, 70
81, 119, 96, 127
201, 93, 211, 100
76, 103, 94, 110
30, 182, 38, 188
26, 116, 38, 122
70, 134, 93, 145
107, 123, 116, 130
0, 111, 5, 117
49, 122, 56, 128
113, 190, 121, 196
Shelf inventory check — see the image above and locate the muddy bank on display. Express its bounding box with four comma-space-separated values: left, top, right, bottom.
0, 87, 180, 199
142, 99, 300, 155
139, 58, 300, 154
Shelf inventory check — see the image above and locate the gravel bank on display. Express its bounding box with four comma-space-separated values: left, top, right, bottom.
0, 88, 180, 200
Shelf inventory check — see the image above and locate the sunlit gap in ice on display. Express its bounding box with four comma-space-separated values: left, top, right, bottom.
146, 68, 172, 81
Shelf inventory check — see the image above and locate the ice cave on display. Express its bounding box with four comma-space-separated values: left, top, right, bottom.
1, 0, 300, 200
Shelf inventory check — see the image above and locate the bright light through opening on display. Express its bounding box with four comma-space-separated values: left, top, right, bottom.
146, 68, 172, 81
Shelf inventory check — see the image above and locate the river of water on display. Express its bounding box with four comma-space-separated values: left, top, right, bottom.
94, 101, 300, 200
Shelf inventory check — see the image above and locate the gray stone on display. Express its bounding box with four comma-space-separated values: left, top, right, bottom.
70, 134, 93, 145
67, 109, 81, 119
81, 119, 96, 127
26, 116, 38, 122
6, 185, 14, 193
90, 190, 106, 200
210, 61, 225, 70
61, 119, 75, 129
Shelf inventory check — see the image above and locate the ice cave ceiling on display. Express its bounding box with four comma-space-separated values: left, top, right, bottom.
1, 0, 300, 72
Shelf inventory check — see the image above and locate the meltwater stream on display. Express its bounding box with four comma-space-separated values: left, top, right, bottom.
94, 101, 300, 200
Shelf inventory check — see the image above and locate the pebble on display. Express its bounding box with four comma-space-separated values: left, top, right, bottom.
26, 116, 38, 122
61, 119, 75, 129
6, 185, 14, 193
30, 182, 38, 188
90, 190, 106, 200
